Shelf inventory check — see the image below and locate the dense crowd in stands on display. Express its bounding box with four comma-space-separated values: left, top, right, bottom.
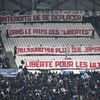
0, 9, 99, 100
0, 54, 9, 68
0, 68, 100, 100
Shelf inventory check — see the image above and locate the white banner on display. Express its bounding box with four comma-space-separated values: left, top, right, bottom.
17, 46, 100, 55
0, 11, 83, 23
25, 60, 100, 69
0, 69, 23, 77
8, 28, 93, 37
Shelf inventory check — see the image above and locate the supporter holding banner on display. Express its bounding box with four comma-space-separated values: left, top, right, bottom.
24, 60, 100, 69
8, 28, 93, 37
17, 46, 100, 55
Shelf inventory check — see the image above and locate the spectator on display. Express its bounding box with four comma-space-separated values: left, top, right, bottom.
6, 30, 9, 38
14, 46, 17, 59
91, 30, 95, 39
0, 54, 10, 68
0, 70, 100, 100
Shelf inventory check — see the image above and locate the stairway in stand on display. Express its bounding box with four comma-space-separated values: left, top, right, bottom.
6, 51, 17, 68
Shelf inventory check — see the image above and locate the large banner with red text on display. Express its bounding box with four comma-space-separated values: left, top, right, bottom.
24, 60, 100, 69
17, 46, 100, 55
0, 11, 83, 23
8, 28, 93, 37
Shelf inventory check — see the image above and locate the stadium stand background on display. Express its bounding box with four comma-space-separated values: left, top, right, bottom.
0, 0, 100, 100
0, 0, 100, 71
0, 0, 100, 11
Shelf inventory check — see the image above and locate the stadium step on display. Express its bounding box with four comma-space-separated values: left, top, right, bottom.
5, 51, 17, 68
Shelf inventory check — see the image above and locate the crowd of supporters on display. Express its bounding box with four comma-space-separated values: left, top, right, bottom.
0, 54, 9, 68
0, 68, 100, 100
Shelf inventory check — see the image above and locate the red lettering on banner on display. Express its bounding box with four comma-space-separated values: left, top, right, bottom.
8, 28, 92, 37
52, 15, 59, 20
32, 15, 41, 20
26, 61, 53, 68
94, 47, 100, 52
55, 48, 66, 53
14, 16, 22, 22
55, 61, 73, 68
24, 16, 32, 22
90, 62, 100, 68
16, 46, 100, 56
45, 48, 51, 52
32, 29, 47, 34
97, 63, 100, 68
77, 15, 81, 20
84, 47, 100, 52
27, 48, 34, 52
35, 48, 41, 52
1, 16, 32, 23
63, 29, 90, 35
49, 29, 59, 35
25, 29, 31, 34
17, 47, 55, 54
71, 15, 76, 20
55, 48, 61, 53
42, 15, 50, 20
51, 48, 54, 53
62, 48, 66, 53
9, 29, 24, 35
0, 17, 4, 22
76, 61, 88, 68
90, 62, 97, 68
51, 15, 81, 21
80, 62, 88, 68
0, 11, 83, 23
72, 47, 82, 53
26, 61, 34, 67
52, 15, 67, 21
17, 48, 24, 53
32, 29, 38, 34
25, 60, 100, 69
84, 30, 89, 34
39, 62, 45, 67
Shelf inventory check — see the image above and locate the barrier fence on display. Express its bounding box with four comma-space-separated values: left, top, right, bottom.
5, 92, 100, 100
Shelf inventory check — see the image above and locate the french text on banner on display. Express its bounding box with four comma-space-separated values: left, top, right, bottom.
7, 28, 93, 37
0, 11, 83, 23
16, 46, 100, 55
24, 60, 100, 69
